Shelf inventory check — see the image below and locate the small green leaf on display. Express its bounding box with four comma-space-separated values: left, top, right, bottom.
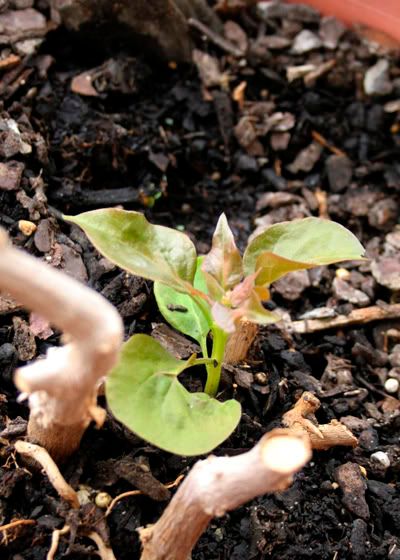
202, 214, 243, 291
154, 259, 212, 346
243, 218, 365, 285
65, 209, 197, 292
106, 334, 241, 456
154, 281, 212, 345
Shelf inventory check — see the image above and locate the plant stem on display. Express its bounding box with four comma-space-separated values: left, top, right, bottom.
192, 357, 217, 367
204, 325, 228, 397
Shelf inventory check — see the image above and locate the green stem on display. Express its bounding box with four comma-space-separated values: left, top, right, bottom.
204, 325, 228, 397
192, 357, 217, 367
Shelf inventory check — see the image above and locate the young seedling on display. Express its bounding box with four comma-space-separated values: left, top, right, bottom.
66, 210, 364, 455
0, 227, 123, 463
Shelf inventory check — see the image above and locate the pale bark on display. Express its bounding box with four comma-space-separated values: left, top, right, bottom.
14, 441, 80, 508
139, 429, 311, 560
224, 321, 259, 364
282, 392, 358, 450
0, 228, 123, 462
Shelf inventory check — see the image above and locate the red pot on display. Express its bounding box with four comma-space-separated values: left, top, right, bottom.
286, 0, 400, 45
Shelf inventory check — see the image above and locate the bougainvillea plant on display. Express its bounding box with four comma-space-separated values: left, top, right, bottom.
66, 210, 364, 455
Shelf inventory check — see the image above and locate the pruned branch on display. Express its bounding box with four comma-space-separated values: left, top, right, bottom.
0, 228, 123, 462
282, 392, 358, 450
139, 429, 311, 560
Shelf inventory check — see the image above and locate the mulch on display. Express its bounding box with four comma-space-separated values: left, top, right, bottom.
0, 1, 399, 559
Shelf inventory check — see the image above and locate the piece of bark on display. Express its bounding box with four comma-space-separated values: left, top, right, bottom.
224, 321, 259, 364
282, 392, 358, 450
334, 462, 370, 520
51, 0, 221, 62
0, 228, 123, 463
0, 8, 47, 44
12, 316, 36, 361
139, 429, 311, 560
0, 160, 24, 190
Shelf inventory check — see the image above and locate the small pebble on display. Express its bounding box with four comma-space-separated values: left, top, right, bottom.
384, 377, 399, 394
336, 268, 351, 280
371, 257, 400, 291
214, 527, 224, 542
364, 59, 393, 96
359, 465, 367, 478
254, 372, 268, 385
319, 16, 346, 49
95, 491, 112, 509
291, 30, 322, 54
333, 277, 370, 306
77, 485, 92, 506
326, 154, 353, 193
18, 220, 36, 236
370, 451, 391, 468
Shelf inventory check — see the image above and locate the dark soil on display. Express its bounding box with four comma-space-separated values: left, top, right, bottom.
0, 2, 399, 559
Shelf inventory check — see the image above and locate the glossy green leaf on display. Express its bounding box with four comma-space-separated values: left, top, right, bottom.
106, 334, 241, 456
202, 214, 243, 291
154, 283, 212, 346
243, 218, 365, 285
65, 209, 197, 292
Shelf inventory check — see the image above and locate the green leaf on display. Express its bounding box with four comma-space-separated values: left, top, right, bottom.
154, 282, 212, 345
154, 258, 212, 346
193, 257, 208, 293
202, 214, 243, 291
240, 292, 280, 325
106, 335, 241, 456
243, 218, 365, 285
65, 209, 197, 292
255, 252, 315, 286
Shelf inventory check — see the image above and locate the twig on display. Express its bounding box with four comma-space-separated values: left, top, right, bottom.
304, 59, 336, 87
0, 519, 36, 532
47, 525, 70, 560
282, 392, 358, 450
85, 531, 117, 560
287, 303, 400, 334
139, 429, 311, 560
105, 474, 185, 517
14, 441, 80, 508
0, 227, 123, 462
311, 130, 346, 157
105, 490, 141, 517
189, 18, 244, 57
0, 54, 21, 71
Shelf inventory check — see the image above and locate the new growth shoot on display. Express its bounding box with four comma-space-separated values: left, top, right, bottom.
67, 210, 364, 455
